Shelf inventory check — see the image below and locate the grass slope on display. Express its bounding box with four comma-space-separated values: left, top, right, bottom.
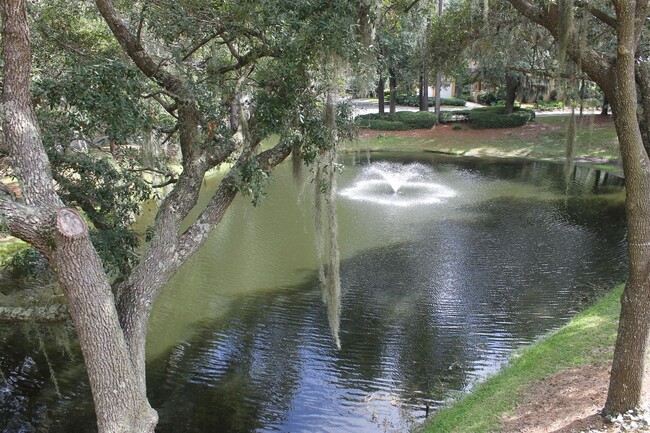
348, 115, 620, 162
423, 284, 623, 433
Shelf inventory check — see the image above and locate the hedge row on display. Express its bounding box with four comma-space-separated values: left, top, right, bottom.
393, 94, 467, 107
356, 111, 438, 130
467, 106, 535, 129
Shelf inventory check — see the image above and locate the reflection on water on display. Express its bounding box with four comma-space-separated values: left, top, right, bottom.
0, 154, 627, 432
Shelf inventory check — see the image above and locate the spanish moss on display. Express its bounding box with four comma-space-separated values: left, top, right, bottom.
37, 329, 61, 398
313, 153, 342, 350
557, 0, 574, 70
565, 106, 577, 184
313, 91, 342, 350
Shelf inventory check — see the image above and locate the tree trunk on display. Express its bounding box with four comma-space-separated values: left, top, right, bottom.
419, 68, 429, 111
434, 0, 443, 120
1, 1, 158, 431
604, 2, 650, 415
377, 76, 385, 114
507, 0, 650, 415
55, 209, 157, 432
389, 68, 397, 114
504, 72, 519, 115
435, 71, 442, 120
601, 94, 610, 115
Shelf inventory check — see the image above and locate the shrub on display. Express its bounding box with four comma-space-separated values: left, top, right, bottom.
441, 97, 467, 107
355, 111, 437, 130
468, 106, 535, 129
392, 111, 437, 129
365, 119, 410, 131
477, 92, 500, 106
452, 124, 463, 131
534, 100, 565, 111
393, 94, 467, 107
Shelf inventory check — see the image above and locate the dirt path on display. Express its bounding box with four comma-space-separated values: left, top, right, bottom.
501, 363, 614, 432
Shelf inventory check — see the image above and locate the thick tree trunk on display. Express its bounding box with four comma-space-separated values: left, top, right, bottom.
506, 0, 650, 415
604, 1, 650, 415
55, 209, 157, 432
504, 72, 519, 115
2, 1, 158, 431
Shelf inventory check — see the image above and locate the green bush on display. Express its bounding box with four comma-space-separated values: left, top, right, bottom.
393, 94, 467, 107
392, 111, 437, 128
442, 97, 467, 106
468, 106, 535, 129
355, 111, 437, 130
534, 100, 565, 111
477, 92, 500, 106
365, 119, 410, 131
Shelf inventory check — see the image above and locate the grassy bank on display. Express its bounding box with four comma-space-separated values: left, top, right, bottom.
423, 284, 623, 433
346, 114, 620, 164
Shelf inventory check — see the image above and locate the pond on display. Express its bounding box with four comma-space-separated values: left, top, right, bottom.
1, 153, 628, 432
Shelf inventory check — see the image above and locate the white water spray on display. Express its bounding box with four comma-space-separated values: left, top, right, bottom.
339, 162, 457, 207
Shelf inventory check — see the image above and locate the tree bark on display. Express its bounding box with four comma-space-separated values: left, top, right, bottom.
377, 76, 385, 114
1, 1, 157, 431
55, 209, 157, 432
602, 94, 610, 115
504, 72, 519, 115
604, 0, 650, 414
419, 68, 429, 111
507, 0, 650, 416
389, 68, 397, 114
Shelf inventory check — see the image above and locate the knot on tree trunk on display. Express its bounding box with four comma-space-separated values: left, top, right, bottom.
56, 208, 88, 239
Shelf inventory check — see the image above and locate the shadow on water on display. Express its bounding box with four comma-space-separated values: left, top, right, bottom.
0, 153, 628, 432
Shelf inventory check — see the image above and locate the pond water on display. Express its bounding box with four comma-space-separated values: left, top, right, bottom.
0, 153, 628, 432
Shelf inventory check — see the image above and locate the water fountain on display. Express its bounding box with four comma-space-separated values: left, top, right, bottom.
339, 161, 457, 207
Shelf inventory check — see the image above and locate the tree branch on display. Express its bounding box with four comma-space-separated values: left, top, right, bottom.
575, 0, 617, 29
180, 32, 220, 62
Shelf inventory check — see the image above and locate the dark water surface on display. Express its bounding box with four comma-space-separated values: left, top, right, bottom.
1, 154, 627, 432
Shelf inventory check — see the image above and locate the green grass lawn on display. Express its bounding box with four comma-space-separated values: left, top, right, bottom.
423, 284, 623, 433
346, 115, 620, 162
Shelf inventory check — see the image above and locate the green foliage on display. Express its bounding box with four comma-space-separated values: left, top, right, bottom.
476, 92, 501, 106
366, 119, 410, 131
393, 111, 438, 128
45, 151, 151, 278
3, 247, 49, 279
534, 100, 565, 111
356, 111, 437, 130
34, 61, 155, 146
394, 94, 467, 107
468, 106, 535, 129
231, 159, 271, 206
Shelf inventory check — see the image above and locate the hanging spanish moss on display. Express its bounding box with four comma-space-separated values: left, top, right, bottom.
564, 106, 577, 184
470, 0, 489, 25
557, 0, 574, 70
0, 363, 7, 385
351, 0, 379, 96
483, 0, 489, 24
313, 92, 342, 350
37, 329, 61, 398
313, 155, 342, 349
291, 142, 306, 200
